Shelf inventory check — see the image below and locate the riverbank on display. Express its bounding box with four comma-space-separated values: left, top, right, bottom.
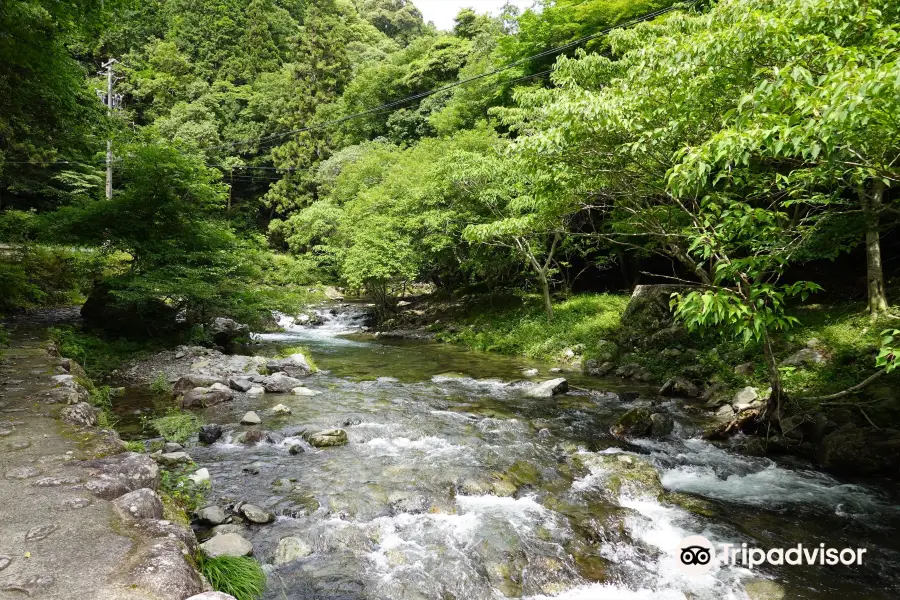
0, 312, 216, 599
376, 288, 900, 475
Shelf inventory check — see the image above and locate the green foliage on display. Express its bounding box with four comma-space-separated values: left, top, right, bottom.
49, 325, 163, 379
149, 373, 172, 396
147, 410, 203, 444
197, 555, 266, 600
159, 463, 208, 513
124, 440, 146, 453
437, 293, 627, 360
876, 330, 900, 374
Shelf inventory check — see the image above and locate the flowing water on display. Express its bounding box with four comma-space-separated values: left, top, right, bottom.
140, 307, 900, 599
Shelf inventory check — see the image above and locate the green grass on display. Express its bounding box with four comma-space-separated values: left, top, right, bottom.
436, 293, 628, 361
124, 440, 145, 453
147, 410, 203, 443
197, 555, 266, 600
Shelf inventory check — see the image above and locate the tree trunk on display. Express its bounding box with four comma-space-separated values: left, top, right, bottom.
862, 182, 889, 316
760, 329, 784, 425
537, 270, 553, 320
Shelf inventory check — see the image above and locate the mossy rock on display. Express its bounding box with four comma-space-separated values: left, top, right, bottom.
579, 453, 664, 499
159, 491, 190, 527
508, 460, 541, 487
610, 407, 653, 437
663, 492, 716, 517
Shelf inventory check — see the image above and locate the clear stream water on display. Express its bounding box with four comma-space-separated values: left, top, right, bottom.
127, 307, 900, 599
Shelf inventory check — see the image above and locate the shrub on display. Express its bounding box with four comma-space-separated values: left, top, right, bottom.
197, 555, 266, 600
149, 372, 172, 396
148, 410, 203, 443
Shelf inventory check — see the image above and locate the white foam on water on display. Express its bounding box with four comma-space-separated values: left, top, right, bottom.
363, 436, 463, 457
523, 584, 688, 600
634, 437, 886, 515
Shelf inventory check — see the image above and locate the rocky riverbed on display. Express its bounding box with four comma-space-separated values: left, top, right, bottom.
106, 306, 900, 600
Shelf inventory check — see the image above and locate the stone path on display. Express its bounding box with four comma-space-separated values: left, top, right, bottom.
0, 317, 200, 599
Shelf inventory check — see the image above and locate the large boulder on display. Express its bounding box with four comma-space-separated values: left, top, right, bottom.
130, 539, 204, 600
611, 407, 653, 437
816, 426, 900, 475
649, 412, 675, 437
181, 385, 233, 408
83, 452, 160, 500
619, 284, 693, 349
263, 373, 304, 393
659, 376, 699, 398
526, 378, 569, 398
579, 452, 664, 499
81, 281, 179, 336
209, 317, 250, 347
61, 402, 98, 427
731, 386, 761, 411
113, 488, 164, 521
268, 353, 313, 378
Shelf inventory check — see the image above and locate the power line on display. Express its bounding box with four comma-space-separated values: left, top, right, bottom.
208, 2, 695, 154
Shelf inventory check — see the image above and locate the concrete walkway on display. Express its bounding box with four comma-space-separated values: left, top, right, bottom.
0, 316, 200, 599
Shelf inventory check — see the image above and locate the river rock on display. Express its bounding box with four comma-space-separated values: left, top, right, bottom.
307, 429, 349, 447
522, 368, 539, 377
659, 376, 699, 397
156, 451, 192, 466
240, 504, 274, 524
228, 378, 253, 392
61, 402, 98, 426
113, 488, 164, 521
186, 593, 239, 600
173, 375, 224, 395
580, 452, 664, 499
289, 444, 305, 455
744, 578, 785, 600
163, 442, 183, 453
196, 505, 227, 525
200, 532, 253, 557
274, 536, 312, 564
584, 359, 615, 377
816, 426, 900, 475
188, 468, 210, 485
241, 411, 261, 425
84, 453, 160, 500
182, 385, 233, 408
731, 386, 760, 411
247, 385, 265, 396
199, 424, 223, 444
649, 412, 674, 438
781, 346, 827, 368
527, 378, 568, 398
263, 373, 304, 393
130, 538, 204, 599
271, 404, 292, 415
209, 317, 250, 346
271, 353, 313, 378
611, 407, 653, 437
733, 362, 755, 376
292, 386, 321, 397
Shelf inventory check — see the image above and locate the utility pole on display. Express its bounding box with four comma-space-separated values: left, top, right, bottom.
101, 58, 119, 200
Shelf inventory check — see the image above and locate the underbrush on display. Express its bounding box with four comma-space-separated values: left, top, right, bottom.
146, 410, 203, 444
435, 293, 628, 361
197, 555, 266, 600
49, 325, 168, 379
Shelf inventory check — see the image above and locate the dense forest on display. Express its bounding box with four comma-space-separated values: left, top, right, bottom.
4, 2, 900, 599
3, 0, 900, 420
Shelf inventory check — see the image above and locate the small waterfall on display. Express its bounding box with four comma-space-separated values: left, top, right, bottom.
255, 304, 371, 344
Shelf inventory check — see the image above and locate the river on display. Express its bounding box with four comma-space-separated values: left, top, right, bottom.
122, 307, 900, 599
